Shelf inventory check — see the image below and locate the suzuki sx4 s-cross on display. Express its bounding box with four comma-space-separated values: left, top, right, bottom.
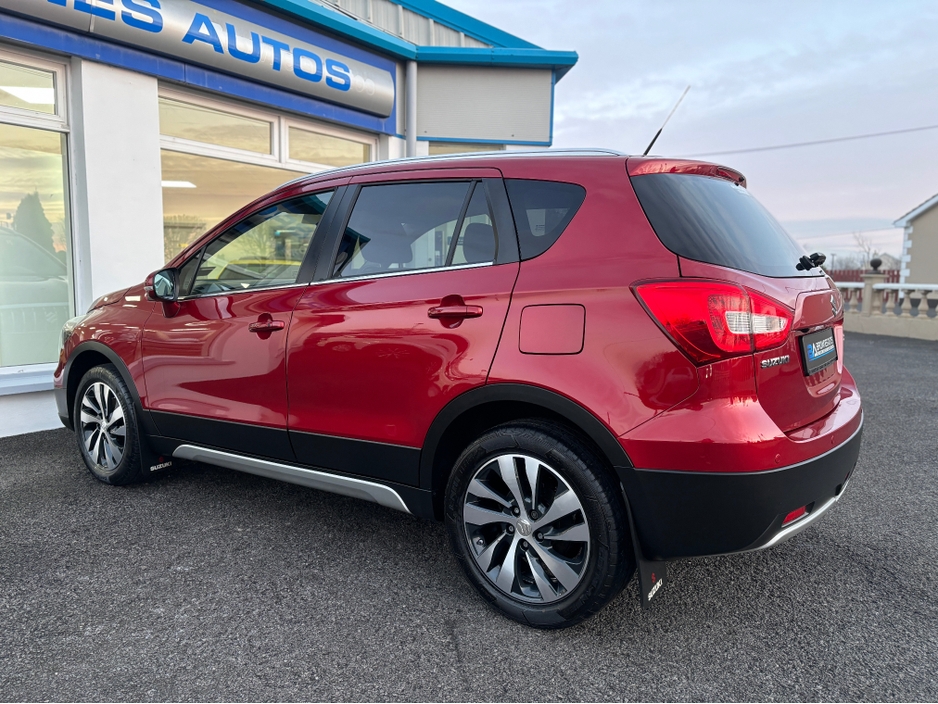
55, 151, 862, 628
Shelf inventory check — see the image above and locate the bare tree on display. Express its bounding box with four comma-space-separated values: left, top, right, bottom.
852, 231, 875, 262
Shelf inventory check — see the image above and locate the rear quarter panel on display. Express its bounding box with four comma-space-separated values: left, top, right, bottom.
488, 158, 699, 438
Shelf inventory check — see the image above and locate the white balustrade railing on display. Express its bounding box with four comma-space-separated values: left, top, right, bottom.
826, 270, 938, 339
834, 281, 938, 318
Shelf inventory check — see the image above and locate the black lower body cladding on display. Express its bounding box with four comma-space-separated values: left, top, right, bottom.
620, 421, 863, 560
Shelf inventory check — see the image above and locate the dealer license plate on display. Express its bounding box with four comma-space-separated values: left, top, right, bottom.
799, 327, 837, 375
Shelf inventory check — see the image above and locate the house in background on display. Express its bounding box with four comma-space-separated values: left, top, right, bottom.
895, 193, 938, 284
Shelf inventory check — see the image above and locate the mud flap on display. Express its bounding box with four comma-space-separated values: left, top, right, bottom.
138, 432, 175, 474
621, 488, 668, 610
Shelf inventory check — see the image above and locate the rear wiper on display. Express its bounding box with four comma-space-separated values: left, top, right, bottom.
796, 252, 826, 271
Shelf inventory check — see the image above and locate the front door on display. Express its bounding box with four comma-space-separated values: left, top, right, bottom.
141, 190, 336, 461
286, 175, 519, 485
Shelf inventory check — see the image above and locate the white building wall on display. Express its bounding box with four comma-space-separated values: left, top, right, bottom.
0, 392, 60, 438
416, 66, 552, 144
70, 60, 164, 310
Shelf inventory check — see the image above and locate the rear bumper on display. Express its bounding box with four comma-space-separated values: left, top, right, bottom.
621, 417, 863, 560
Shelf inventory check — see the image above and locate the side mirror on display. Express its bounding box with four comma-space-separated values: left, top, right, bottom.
145, 268, 178, 302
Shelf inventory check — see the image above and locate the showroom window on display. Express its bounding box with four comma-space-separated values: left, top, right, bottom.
0, 48, 73, 372
159, 89, 375, 262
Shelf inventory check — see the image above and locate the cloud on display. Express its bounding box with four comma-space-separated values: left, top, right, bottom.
445, 0, 938, 255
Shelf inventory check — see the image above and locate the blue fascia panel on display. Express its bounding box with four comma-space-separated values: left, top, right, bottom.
197, 0, 402, 70
262, 0, 537, 52
258, 0, 417, 59
0, 12, 396, 134
391, 0, 538, 49
415, 46, 578, 79
256, 1, 578, 79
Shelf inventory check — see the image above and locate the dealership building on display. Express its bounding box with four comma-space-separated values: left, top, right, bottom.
0, 0, 576, 436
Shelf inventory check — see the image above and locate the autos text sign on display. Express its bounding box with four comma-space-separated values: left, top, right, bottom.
5, 0, 395, 116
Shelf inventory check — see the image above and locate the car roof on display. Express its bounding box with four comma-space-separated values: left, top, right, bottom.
283, 148, 630, 189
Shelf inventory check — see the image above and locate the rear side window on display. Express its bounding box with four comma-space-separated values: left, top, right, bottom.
630, 173, 816, 278
333, 181, 497, 278
505, 179, 586, 259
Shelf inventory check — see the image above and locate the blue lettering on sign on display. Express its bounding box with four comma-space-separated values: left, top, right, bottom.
183, 13, 224, 54
261, 36, 291, 71
122, 0, 163, 33
293, 47, 323, 82
75, 0, 116, 20
39, 0, 383, 108
226, 23, 260, 64
325, 59, 351, 91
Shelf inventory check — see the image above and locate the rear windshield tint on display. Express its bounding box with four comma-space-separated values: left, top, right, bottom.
505, 179, 586, 259
630, 173, 817, 278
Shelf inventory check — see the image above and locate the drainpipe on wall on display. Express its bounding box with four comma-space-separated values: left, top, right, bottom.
405, 60, 417, 158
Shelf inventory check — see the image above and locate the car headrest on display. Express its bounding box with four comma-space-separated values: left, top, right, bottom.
361, 233, 413, 266
462, 223, 496, 264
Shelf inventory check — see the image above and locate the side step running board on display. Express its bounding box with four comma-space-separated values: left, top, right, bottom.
172, 444, 411, 514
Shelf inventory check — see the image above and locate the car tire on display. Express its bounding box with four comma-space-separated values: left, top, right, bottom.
445, 420, 635, 629
73, 364, 145, 485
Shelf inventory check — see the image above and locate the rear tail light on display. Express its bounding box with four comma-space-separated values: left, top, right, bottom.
634, 280, 793, 365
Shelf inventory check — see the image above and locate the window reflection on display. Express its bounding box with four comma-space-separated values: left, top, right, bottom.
288, 126, 370, 167
0, 59, 56, 115
159, 98, 272, 154
161, 150, 299, 261
0, 123, 71, 367
187, 192, 333, 296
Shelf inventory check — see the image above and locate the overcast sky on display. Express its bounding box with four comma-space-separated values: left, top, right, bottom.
446, 0, 938, 261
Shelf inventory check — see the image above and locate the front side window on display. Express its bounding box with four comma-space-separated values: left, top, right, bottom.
333, 181, 496, 278
186, 192, 332, 297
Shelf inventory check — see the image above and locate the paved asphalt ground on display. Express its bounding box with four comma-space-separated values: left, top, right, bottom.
1, 331, 936, 702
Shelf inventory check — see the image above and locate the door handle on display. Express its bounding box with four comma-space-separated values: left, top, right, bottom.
248, 320, 286, 334
428, 305, 483, 319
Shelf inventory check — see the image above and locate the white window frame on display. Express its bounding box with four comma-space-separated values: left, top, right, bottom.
158, 86, 377, 174
0, 45, 69, 132
0, 44, 72, 394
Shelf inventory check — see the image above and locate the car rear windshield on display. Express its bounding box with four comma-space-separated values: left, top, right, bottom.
630, 173, 817, 278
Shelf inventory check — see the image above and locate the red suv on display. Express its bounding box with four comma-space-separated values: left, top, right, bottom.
54, 151, 862, 628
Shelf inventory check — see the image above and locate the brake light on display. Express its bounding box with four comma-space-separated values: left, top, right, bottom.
634, 280, 793, 364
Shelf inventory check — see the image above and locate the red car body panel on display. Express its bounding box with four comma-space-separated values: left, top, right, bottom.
55, 283, 156, 410
140, 286, 306, 431
488, 157, 699, 437
286, 263, 518, 450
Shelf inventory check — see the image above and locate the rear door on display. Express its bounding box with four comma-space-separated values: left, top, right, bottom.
285, 169, 519, 485
141, 188, 339, 460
